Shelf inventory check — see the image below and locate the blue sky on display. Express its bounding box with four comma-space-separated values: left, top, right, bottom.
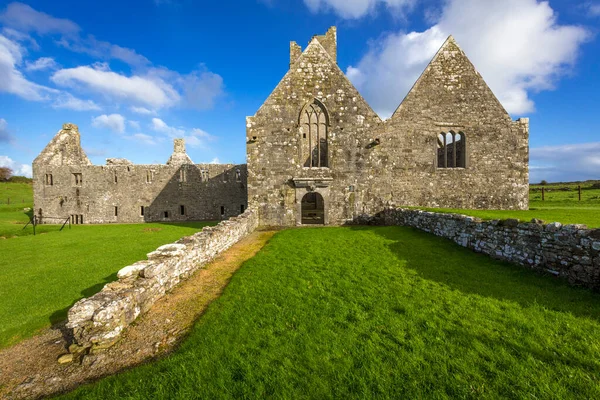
0, 0, 599, 183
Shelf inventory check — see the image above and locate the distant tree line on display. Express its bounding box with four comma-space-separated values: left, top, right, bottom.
0, 167, 32, 183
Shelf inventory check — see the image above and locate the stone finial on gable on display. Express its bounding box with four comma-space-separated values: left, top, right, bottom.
313, 26, 337, 63
290, 41, 302, 68
166, 138, 194, 166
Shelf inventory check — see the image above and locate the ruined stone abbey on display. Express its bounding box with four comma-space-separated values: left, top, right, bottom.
33, 27, 529, 226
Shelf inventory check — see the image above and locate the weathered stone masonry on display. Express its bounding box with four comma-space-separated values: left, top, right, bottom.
247, 27, 529, 227
67, 207, 259, 353
368, 208, 600, 290
33, 124, 248, 224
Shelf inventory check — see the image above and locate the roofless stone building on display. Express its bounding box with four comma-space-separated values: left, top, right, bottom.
33, 27, 529, 226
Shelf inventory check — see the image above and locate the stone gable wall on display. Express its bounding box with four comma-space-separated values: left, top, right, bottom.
367, 208, 600, 290
66, 207, 259, 354
247, 30, 529, 228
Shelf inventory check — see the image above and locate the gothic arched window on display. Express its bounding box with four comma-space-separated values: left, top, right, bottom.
437, 131, 466, 168
300, 100, 329, 168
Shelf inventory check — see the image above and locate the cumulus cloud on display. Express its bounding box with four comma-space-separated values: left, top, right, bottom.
0, 155, 32, 177
303, 0, 416, 19
25, 57, 57, 71
130, 106, 153, 115
0, 2, 80, 36
128, 120, 141, 130
584, 2, 600, 16
0, 118, 12, 143
56, 36, 150, 68
127, 133, 157, 146
0, 34, 57, 101
151, 117, 214, 148
346, 0, 590, 118
530, 142, 600, 183
52, 92, 101, 111
51, 64, 180, 109
92, 114, 126, 133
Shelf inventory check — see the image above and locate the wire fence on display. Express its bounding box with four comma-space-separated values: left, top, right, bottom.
22, 215, 71, 236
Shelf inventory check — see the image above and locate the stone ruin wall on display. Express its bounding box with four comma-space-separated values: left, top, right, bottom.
66, 207, 259, 355
247, 29, 529, 228
34, 162, 248, 224
33, 124, 248, 224
365, 208, 600, 290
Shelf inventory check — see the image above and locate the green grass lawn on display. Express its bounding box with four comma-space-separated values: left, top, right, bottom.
62, 227, 600, 399
419, 184, 600, 227
0, 221, 215, 348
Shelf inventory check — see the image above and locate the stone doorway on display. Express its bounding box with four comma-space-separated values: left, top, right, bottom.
301, 192, 324, 224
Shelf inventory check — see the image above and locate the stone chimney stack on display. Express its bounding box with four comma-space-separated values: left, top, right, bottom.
166, 138, 193, 166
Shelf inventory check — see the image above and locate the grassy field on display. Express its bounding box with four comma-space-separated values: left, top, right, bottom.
421, 181, 600, 227
0, 221, 215, 348
62, 227, 600, 399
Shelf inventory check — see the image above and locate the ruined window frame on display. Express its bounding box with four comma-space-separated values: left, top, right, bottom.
299, 99, 329, 169
73, 173, 83, 186
437, 131, 466, 169
45, 173, 53, 186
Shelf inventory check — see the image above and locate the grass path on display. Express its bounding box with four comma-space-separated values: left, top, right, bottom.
61, 226, 600, 399
0, 221, 215, 348
0, 230, 276, 400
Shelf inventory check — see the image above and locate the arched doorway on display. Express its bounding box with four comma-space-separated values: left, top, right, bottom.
301, 192, 324, 224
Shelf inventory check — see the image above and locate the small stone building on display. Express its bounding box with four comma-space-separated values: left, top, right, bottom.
246, 27, 529, 226
33, 124, 247, 224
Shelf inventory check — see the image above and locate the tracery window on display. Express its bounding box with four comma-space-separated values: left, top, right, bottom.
300, 100, 328, 168
437, 131, 466, 168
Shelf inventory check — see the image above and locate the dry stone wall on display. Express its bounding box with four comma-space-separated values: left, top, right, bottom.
66, 207, 259, 354
367, 208, 600, 290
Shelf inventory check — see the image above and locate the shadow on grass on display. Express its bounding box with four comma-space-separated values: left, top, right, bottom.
49, 272, 118, 326
354, 225, 600, 323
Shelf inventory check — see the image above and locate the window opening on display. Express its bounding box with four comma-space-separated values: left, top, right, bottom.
73, 173, 82, 186
437, 131, 466, 169
300, 100, 329, 168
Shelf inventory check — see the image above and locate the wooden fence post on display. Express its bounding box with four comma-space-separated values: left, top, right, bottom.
542, 187, 545, 201
578, 185, 582, 201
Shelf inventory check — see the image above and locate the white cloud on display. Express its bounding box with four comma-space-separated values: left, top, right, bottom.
530, 142, 600, 183
92, 114, 126, 133
150, 117, 214, 148
2, 27, 39, 50
303, 0, 415, 19
0, 155, 32, 177
56, 36, 150, 68
51, 64, 180, 109
585, 2, 600, 16
52, 92, 101, 111
130, 106, 153, 115
127, 133, 156, 146
0, 118, 12, 142
0, 34, 57, 101
25, 57, 57, 71
346, 0, 590, 118
128, 120, 141, 130
0, 2, 80, 36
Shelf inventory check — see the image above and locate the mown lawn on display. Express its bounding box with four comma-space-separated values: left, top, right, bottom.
62, 227, 600, 399
0, 221, 215, 348
421, 182, 600, 227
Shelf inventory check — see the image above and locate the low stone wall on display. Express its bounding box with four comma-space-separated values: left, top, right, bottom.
66, 208, 259, 354
366, 208, 600, 290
